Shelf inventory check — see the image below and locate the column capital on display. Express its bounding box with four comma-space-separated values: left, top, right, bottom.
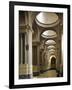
20, 24, 34, 33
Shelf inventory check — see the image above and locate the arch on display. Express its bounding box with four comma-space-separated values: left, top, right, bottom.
50, 55, 56, 69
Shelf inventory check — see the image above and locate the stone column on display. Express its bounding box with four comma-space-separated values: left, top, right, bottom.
27, 28, 33, 78
25, 32, 28, 75
24, 12, 33, 78
21, 34, 23, 64
27, 12, 34, 78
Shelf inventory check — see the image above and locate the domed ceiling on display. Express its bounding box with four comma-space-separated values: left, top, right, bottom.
41, 30, 57, 38
35, 12, 59, 27
45, 40, 56, 45
47, 45, 56, 50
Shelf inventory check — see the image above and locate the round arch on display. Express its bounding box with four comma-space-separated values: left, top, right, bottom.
50, 55, 56, 69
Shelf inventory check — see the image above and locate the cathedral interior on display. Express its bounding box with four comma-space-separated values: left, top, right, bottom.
19, 11, 63, 79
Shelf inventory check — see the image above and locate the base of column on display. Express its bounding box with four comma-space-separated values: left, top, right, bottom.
19, 74, 32, 79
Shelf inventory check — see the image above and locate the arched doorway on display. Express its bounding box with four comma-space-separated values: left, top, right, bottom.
50, 56, 56, 69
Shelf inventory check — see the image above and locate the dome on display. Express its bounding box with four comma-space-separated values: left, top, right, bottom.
35, 12, 59, 27
45, 40, 56, 45
41, 30, 57, 38
47, 45, 56, 50
49, 49, 56, 52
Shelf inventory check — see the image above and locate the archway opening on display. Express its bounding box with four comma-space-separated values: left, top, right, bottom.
50, 57, 56, 69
